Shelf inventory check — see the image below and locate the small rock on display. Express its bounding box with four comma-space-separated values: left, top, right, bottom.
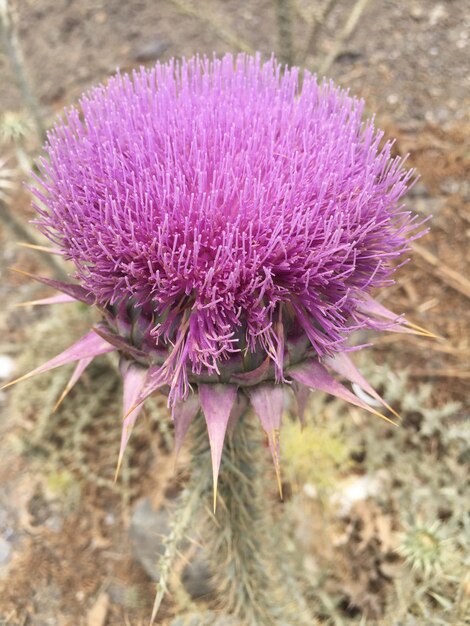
94, 10, 107, 24
132, 38, 169, 63
335, 50, 362, 64
407, 181, 430, 198
332, 473, 387, 516
129, 498, 169, 580
429, 3, 447, 26
304, 472, 390, 516
182, 551, 214, 599
303, 483, 318, 499
410, 5, 424, 21
0, 536, 12, 565
45, 514, 64, 533
104, 512, 115, 526
129, 498, 214, 599
0, 355, 14, 381
413, 196, 445, 216
440, 178, 462, 196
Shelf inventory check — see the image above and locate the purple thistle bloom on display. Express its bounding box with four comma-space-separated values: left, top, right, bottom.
6, 54, 427, 499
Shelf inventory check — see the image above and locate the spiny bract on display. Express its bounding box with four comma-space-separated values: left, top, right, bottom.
6, 54, 427, 499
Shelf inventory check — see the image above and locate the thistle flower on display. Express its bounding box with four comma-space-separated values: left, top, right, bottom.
0, 110, 34, 145
5, 54, 427, 501
398, 520, 450, 579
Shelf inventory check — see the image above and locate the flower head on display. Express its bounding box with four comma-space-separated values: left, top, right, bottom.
398, 520, 450, 578
6, 54, 427, 500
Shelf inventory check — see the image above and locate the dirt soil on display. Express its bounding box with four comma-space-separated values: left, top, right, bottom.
0, 1, 469, 625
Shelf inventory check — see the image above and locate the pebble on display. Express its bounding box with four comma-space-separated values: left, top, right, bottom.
0, 536, 12, 565
132, 38, 169, 62
129, 498, 170, 580
130, 497, 214, 599
429, 4, 448, 26
440, 178, 464, 196
0, 355, 14, 381
410, 5, 424, 21
45, 514, 64, 533
304, 471, 390, 517
181, 551, 213, 599
104, 512, 115, 526
407, 181, 430, 198
413, 196, 445, 216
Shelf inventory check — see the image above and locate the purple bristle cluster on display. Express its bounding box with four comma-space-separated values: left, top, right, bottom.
32, 54, 420, 401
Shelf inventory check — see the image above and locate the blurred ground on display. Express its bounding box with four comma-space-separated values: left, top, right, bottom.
0, 1, 469, 625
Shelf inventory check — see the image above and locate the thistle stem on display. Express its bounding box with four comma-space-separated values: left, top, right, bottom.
192, 409, 312, 626
159, 408, 313, 625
